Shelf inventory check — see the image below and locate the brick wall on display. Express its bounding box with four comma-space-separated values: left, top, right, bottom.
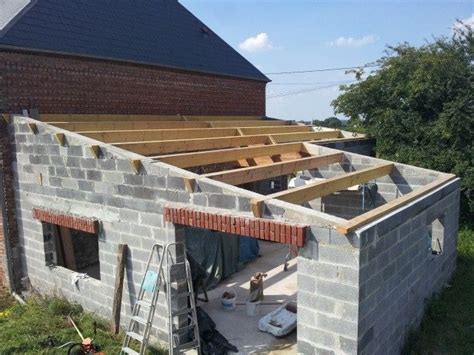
0, 50, 266, 115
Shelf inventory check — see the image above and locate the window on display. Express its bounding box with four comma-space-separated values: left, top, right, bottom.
428, 216, 445, 257
43, 223, 101, 280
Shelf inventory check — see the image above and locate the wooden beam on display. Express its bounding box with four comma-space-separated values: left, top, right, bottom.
335, 174, 456, 234
115, 135, 273, 155
204, 153, 344, 185
114, 131, 344, 156
77, 128, 239, 143
1, 114, 11, 124
28, 123, 38, 134
110, 244, 127, 334
240, 126, 311, 135
153, 142, 305, 168
271, 131, 341, 143
183, 115, 262, 121
76, 126, 314, 143
88, 145, 101, 159
253, 163, 394, 206
54, 133, 66, 146
49, 121, 210, 131
183, 178, 196, 193
208, 120, 287, 127
129, 159, 141, 174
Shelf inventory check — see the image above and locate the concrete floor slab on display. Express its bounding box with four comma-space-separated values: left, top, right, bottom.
199, 241, 297, 354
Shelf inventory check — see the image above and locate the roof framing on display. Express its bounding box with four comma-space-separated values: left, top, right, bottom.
34, 113, 453, 234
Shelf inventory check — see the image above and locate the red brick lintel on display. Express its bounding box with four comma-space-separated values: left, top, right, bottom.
32, 208, 99, 234
164, 206, 307, 247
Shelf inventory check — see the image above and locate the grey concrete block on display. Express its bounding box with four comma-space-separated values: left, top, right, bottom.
317, 279, 358, 304
86, 170, 102, 181
124, 174, 144, 186
297, 340, 316, 355
318, 245, 359, 268
208, 194, 236, 209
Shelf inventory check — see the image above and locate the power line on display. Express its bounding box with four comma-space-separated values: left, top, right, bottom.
267, 83, 352, 99
264, 63, 379, 75
268, 80, 354, 86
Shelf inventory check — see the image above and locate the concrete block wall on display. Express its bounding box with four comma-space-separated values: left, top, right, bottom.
356, 179, 460, 354
8, 116, 461, 353
297, 225, 360, 354
9, 116, 341, 343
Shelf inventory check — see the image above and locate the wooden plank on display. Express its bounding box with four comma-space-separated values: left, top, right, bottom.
335, 174, 456, 234
49, 121, 210, 131
240, 126, 312, 135
88, 145, 101, 158
40, 114, 185, 122
154, 142, 304, 168
76, 126, 313, 143
209, 120, 287, 127
54, 133, 66, 146
184, 115, 262, 121
40, 114, 262, 122
204, 153, 343, 185
183, 178, 196, 193
114, 131, 343, 155
59, 226, 76, 270
115, 135, 273, 155
253, 163, 394, 206
271, 131, 341, 143
77, 128, 239, 143
129, 159, 141, 174
110, 244, 127, 334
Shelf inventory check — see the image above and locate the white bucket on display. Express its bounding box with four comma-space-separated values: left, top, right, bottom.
246, 300, 260, 316
221, 290, 236, 311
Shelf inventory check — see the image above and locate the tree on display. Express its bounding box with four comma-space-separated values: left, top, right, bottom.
332, 23, 473, 224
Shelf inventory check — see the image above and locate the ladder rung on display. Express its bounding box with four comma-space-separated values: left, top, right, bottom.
178, 340, 200, 350
131, 315, 149, 325
174, 291, 192, 298
135, 300, 152, 308
126, 331, 144, 342
173, 322, 196, 333
172, 308, 193, 317
121, 347, 139, 355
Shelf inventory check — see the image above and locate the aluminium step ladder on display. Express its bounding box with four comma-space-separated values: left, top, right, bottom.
121, 242, 201, 355
121, 243, 166, 355
166, 242, 201, 355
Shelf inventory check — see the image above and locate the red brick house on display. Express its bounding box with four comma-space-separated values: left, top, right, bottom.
0, 0, 269, 116
0, 0, 269, 288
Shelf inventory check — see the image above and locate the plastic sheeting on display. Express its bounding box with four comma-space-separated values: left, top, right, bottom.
185, 228, 259, 289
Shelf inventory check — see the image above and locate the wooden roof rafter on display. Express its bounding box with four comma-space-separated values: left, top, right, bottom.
250, 163, 395, 217
113, 131, 342, 155
153, 142, 307, 168
74, 125, 315, 143
204, 152, 344, 185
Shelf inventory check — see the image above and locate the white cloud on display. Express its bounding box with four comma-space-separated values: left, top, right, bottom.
452, 13, 474, 33
239, 32, 272, 52
330, 35, 378, 48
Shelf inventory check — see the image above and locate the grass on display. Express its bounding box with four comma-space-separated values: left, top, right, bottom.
403, 227, 474, 354
0, 292, 165, 354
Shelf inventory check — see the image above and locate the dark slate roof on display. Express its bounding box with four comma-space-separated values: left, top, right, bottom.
0, 0, 269, 82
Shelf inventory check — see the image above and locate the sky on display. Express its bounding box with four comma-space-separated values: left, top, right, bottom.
181, 0, 472, 121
